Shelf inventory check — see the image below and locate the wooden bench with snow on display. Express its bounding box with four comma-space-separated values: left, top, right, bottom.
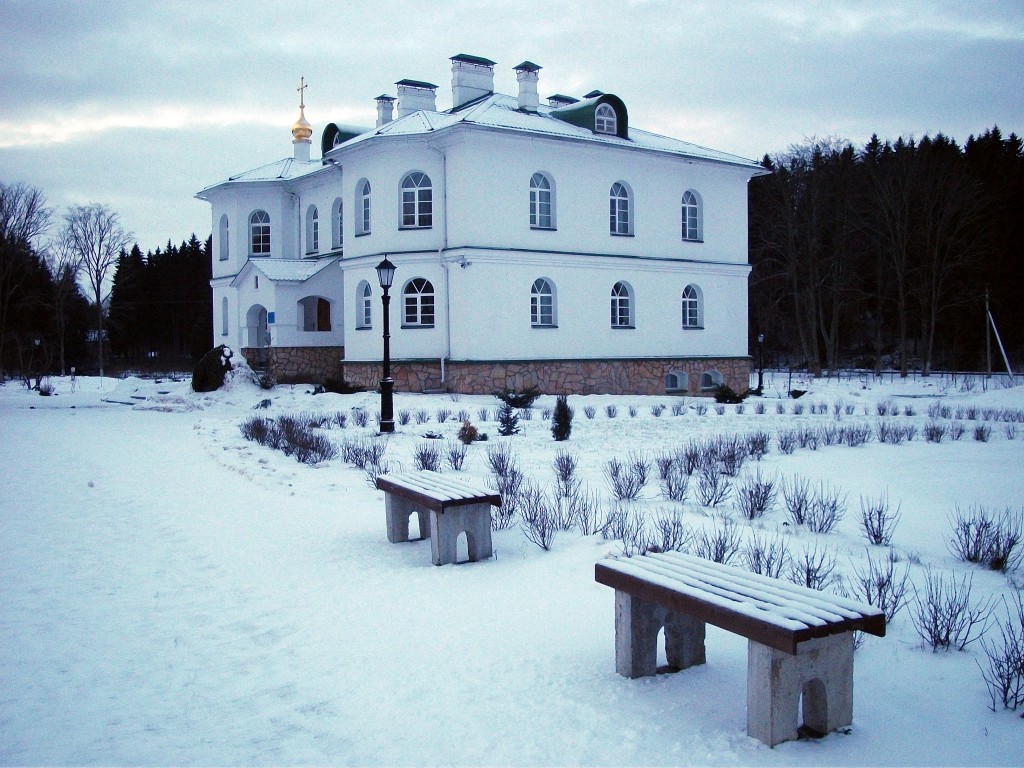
594, 550, 886, 747
376, 470, 501, 566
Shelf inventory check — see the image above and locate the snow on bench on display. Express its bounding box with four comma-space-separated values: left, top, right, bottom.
595, 550, 885, 747
376, 471, 501, 566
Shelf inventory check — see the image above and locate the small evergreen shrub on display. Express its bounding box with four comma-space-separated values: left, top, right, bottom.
456, 420, 479, 445
493, 386, 541, 410
551, 395, 573, 441
496, 402, 520, 436
713, 384, 745, 404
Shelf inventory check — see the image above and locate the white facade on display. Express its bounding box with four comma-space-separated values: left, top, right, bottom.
197, 54, 767, 393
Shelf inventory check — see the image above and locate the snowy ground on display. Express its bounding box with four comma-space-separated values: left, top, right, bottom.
1, 368, 1022, 766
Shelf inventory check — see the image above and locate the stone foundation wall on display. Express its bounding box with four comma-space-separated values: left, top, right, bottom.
241, 346, 344, 383
340, 357, 751, 396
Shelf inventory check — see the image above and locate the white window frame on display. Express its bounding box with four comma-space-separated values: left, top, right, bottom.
403, 278, 435, 328
595, 103, 617, 135
701, 370, 724, 391
356, 179, 371, 235
306, 205, 319, 254
530, 172, 554, 230
609, 182, 632, 236
610, 281, 634, 328
400, 172, 432, 229
531, 277, 556, 327
682, 190, 703, 242
666, 370, 688, 393
356, 280, 372, 329
249, 210, 270, 255
682, 284, 703, 329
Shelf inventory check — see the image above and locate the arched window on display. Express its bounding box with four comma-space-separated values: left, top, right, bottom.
401, 172, 432, 228
609, 182, 632, 235
610, 281, 634, 328
332, 197, 343, 251
356, 280, 372, 329
403, 278, 435, 327
531, 278, 556, 327
666, 370, 688, 393
356, 179, 371, 235
595, 103, 617, 135
701, 369, 724, 391
249, 210, 270, 255
221, 296, 229, 336
530, 172, 554, 229
682, 190, 703, 242
682, 284, 703, 329
306, 205, 319, 254
218, 215, 229, 261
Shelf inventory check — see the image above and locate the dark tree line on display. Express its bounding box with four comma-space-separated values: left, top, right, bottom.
106, 235, 213, 368
749, 127, 1023, 377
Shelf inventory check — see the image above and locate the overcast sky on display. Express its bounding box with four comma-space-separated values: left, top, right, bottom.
1, 0, 1022, 253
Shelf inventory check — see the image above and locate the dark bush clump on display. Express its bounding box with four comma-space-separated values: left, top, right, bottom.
320, 377, 364, 394
551, 395, 573, 441
713, 384, 746, 404
192, 345, 233, 392
493, 386, 541, 410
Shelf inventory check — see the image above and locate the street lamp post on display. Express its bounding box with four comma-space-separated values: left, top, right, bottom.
756, 333, 765, 394
376, 257, 396, 434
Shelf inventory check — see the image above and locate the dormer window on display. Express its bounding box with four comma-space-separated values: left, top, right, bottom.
595, 104, 617, 135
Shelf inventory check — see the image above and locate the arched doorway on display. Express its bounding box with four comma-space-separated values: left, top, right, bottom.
246, 304, 269, 349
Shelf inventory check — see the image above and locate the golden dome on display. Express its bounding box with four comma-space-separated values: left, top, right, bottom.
292, 106, 312, 142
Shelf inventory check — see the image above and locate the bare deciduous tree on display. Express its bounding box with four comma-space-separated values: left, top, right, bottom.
0, 182, 53, 379
61, 203, 132, 377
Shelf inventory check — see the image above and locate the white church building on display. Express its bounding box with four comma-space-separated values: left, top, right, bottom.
197, 54, 767, 395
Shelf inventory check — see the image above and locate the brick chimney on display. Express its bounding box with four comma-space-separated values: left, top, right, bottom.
395, 80, 438, 118
375, 94, 395, 127
514, 61, 541, 112
450, 54, 496, 109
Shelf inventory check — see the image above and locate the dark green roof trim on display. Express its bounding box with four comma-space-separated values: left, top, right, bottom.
395, 79, 438, 90
450, 53, 496, 66
547, 93, 578, 105
514, 61, 542, 72
550, 93, 629, 139
321, 122, 373, 154
584, 89, 605, 98
375, 94, 395, 102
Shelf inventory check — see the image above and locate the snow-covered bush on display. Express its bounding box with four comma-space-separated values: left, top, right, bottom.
692, 516, 742, 565
605, 453, 649, 501
782, 476, 813, 525
745, 430, 770, 460
435, 408, 451, 424
552, 448, 578, 498
734, 468, 777, 520
192, 344, 234, 393
805, 483, 847, 534
445, 441, 467, 471
413, 441, 442, 472
695, 460, 731, 507
851, 550, 910, 622
789, 545, 839, 591
924, 421, 947, 443
744, 532, 790, 579
520, 483, 557, 551
649, 507, 692, 553
979, 593, 1024, 711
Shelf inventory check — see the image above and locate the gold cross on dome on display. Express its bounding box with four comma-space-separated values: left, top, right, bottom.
297, 77, 307, 109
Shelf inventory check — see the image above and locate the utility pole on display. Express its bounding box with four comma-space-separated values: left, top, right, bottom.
985, 287, 991, 378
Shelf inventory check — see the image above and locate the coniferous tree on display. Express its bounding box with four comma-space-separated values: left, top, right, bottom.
497, 401, 520, 436
551, 395, 573, 441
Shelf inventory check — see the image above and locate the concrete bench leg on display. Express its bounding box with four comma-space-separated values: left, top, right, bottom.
385, 494, 430, 543
428, 504, 493, 566
614, 591, 706, 678
746, 632, 854, 747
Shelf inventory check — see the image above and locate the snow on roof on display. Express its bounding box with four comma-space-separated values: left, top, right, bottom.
244, 257, 338, 284
206, 90, 763, 191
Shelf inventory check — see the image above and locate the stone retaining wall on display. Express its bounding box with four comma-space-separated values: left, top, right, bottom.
241, 346, 343, 384
340, 357, 751, 396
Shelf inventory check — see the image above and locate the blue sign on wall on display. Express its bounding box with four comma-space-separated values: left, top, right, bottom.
268, 312, 275, 324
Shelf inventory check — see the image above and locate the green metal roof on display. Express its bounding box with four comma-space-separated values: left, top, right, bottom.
550, 93, 629, 139
450, 53, 496, 66
395, 79, 438, 90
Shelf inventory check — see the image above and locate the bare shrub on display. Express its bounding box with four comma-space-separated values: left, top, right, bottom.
789, 545, 840, 591
352, 408, 370, 428
776, 402, 786, 415
671, 402, 685, 416
777, 429, 797, 455
649, 507, 693, 553
948, 506, 1024, 572
520, 483, 557, 551
911, 568, 994, 651
519, 407, 534, 422
694, 401, 708, 416
412, 441, 442, 472
876, 399, 895, 417
692, 516, 742, 565
655, 452, 675, 482
851, 550, 910, 622
605, 404, 618, 419
744, 531, 790, 578
659, 464, 690, 503
628, 405, 638, 418
859, 491, 901, 546
491, 468, 524, 530
650, 404, 665, 417
974, 424, 991, 442
904, 424, 918, 441
714, 404, 726, 416
924, 421, 947, 443
715, 435, 747, 476
745, 430, 771, 460
435, 408, 451, 423
949, 422, 965, 441
805, 483, 848, 534
695, 460, 732, 507
567, 486, 603, 535
903, 405, 916, 417
735, 468, 777, 520
601, 504, 647, 555
797, 425, 820, 450
485, 441, 516, 479
240, 415, 277, 445
445, 440, 468, 471
820, 424, 840, 446
754, 401, 766, 415
396, 409, 410, 426
415, 408, 430, 425
1006, 424, 1018, 440
841, 424, 872, 447
584, 405, 596, 419
782, 476, 814, 526
605, 453, 649, 501
876, 420, 906, 444
792, 402, 804, 415
735, 404, 745, 415
681, 440, 704, 475
979, 593, 1024, 711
